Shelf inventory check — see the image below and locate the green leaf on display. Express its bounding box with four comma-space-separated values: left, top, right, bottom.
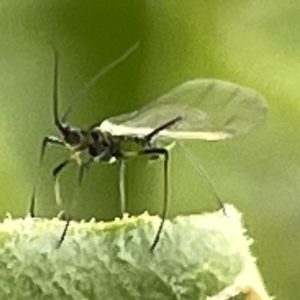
0, 205, 271, 300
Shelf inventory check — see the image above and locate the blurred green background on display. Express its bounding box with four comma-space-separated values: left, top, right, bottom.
0, 0, 299, 299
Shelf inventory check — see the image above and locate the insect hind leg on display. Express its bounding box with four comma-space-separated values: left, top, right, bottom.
144, 116, 183, 143
138, 147, 169, 252
177, 142, 225, 213
29, 136, 65, 217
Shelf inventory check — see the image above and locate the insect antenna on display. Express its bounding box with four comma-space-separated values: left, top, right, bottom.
61, 42, 139, 123
51, 45, 66, 133
29, 46, 66, 217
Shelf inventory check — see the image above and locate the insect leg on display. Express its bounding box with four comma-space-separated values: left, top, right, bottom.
139, 147, 169, 252
119, 160, 126, 216
57, 158, 93, 248
78, 158, 93, 186
53, 159, 71, 177
54, 156, 93, 189
177, 142, 225, 213
29, 136, 65, 217
52, 159, 73, 248
52, 158, 72, 207
57, 214, 71, 249
144, 116, 183, 142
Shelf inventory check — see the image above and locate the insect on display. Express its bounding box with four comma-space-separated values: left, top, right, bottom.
30, 44, 268, 251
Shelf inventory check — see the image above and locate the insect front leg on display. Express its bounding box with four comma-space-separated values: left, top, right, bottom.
29, 136, 65, 217
51, 158, 74, 249
57, 214, 71, 248
57, 158, 94, 248
52, 159, 72, 208
138, 147, 169, 252
78, 157, 94, 186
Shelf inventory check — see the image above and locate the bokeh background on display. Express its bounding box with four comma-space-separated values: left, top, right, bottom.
0, 1, 299, 299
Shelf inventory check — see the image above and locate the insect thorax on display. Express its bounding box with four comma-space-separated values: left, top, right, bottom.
65, 122, 159, 165
91, 127, 159, 162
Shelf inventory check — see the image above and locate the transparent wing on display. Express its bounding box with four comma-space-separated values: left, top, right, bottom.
100, 79, 268, 141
